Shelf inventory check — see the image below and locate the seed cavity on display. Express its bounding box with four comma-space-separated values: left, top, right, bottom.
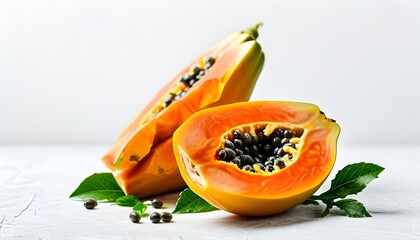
216, 125, 302, 174
147, 56, 216, 121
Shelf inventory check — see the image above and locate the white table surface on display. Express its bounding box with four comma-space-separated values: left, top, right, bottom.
0, 144, 419, 240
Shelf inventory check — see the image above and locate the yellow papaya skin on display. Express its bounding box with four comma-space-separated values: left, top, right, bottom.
173, 101, 340, 216
102, 25, 265, 198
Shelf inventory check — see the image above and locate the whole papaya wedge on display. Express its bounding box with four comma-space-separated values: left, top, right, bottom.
173, 101, 340, 216
103, 24, 265, 198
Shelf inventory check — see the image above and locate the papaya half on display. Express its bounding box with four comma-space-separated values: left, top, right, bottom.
173, 101, 340, 216
102, 24, 265, 198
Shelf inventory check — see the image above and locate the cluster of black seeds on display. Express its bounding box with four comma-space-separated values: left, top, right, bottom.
216, 128, 299, 173
163, 56, 215, 108
150, 212, 173, 224
129, 198, 172, 224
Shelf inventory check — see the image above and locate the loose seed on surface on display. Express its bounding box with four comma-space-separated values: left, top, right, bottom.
129, 211, 141, 223
151, 199, 164, 209
150, 212, 162, 224
84, 199, 97, 210
161, 212, 173, 223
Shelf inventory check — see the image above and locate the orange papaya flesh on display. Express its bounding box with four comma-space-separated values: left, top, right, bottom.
102, 25, 264, 198
113, 137, 186, 198
173, 101, 340, 216
103, 40, 264, 171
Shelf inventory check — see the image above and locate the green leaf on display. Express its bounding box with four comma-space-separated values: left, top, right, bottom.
334, 199, 372, 218
69, 173, 125, 201
320, 162, 384, 200
320, 205, 332, 217
319, 200, 334, 217
301, 199, 319, 205
116, 195, 140, 207
173, 188, 218, 214
133, 202, 148, 215
303, 162, 385, 218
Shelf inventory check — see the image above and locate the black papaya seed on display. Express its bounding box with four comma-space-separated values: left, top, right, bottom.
233, 139, 243, 148
254, 163, 266, 171
272, 137, 281, 146
233, 129, 242, 139
243, 146, 251, 155
242, 132, 252, 144
263, 144, 271, 153
250, 145, 259, 155
257, 131, 266, 142
251, 134, 259, 143
150, 212, 161, 224
129, 211, 141, 223
216, 149, 227, 160
283, 130, 294, 138
152, 199, 164, 209
235, 148, 243, 157
84, 199, 97, 210
161, 212, 173, 223
273, 129, 284, 138
242, 165, 252, 171
242, 155, 255, 165
191, 65, 201, 75
232, 157, 242, 167
225, 139, 235, 149
205, 56, 215, 65
225, 148, 236, 160
281, 138, 290, 145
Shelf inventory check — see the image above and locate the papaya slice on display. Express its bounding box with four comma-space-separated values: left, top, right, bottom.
103, 24, 265, 198
173, 101, 340, 216
113, 138, 185, 197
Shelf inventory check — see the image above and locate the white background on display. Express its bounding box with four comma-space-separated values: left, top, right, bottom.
1, 0, 419, 145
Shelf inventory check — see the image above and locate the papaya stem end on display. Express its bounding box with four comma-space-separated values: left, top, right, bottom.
242, 22, 263, 39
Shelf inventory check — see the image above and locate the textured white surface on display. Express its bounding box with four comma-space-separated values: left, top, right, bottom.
0, 144, 419, 239
1, 0, 420, 145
